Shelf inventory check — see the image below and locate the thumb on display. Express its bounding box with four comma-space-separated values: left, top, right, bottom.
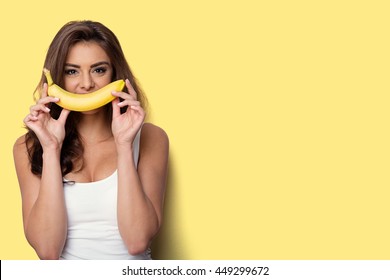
41, 83, 48, 98
112, 97, 121, 118
58, 108, 71, 125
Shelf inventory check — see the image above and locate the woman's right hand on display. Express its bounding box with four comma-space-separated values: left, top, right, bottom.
24, 83, 70, 151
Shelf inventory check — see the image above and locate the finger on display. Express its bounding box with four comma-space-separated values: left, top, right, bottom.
24, 114, 38, 124
129, 105, 146, 117
58, 109, 71, 125
30, 103, 50, 112
37, 96, 60, 105
112, 98, 121, 118
125, 79, 138, 100
111, 90, 136, 101
41, 83, 48, 98
30, 104, 51, 116
117, 100, 141, 108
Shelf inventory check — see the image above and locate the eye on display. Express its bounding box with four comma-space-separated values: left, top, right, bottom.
93, 67, 107, 74
65, 69, 78, 75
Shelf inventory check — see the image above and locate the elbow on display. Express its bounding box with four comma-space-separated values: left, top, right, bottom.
123, 222, 160, 256
30, 240, 63, 260
127, 239, 150, 256
25, 227, 66, 260
36, 249, 61, 260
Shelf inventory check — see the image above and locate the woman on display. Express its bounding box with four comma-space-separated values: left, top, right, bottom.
13, 20, 169, 260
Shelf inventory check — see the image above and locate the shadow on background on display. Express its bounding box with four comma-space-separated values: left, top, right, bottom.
151, 158, 187, 259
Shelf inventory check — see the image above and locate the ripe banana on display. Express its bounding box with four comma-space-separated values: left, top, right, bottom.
43, 68, 125, 112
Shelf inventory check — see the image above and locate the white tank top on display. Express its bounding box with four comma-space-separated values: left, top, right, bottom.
60, 128, 151, 260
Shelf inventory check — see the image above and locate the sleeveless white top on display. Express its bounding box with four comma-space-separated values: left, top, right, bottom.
60, 129, 151, 260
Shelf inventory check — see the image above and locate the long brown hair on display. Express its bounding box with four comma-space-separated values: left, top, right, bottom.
26, 20, 148, 176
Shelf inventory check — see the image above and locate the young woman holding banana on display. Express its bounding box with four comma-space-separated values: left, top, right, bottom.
13, 20, 169, 260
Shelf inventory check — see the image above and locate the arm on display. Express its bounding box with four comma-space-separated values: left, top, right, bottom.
14, 138, 67, 259
14, 86, 70, 259
116, 123, 169, 255
111, 80, 169, 255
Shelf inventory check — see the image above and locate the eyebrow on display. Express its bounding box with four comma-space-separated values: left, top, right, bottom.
64, 61, 111, 68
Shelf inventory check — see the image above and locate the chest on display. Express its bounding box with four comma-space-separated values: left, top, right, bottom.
63, 171, 118, 228
65, 140, 118, 183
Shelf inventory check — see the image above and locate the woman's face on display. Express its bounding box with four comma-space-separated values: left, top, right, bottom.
63, 41, 113, 94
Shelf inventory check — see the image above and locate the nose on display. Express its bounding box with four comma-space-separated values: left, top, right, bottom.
80, 73, 95, 92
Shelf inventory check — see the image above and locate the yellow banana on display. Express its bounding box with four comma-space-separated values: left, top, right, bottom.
43, 68, 125, 112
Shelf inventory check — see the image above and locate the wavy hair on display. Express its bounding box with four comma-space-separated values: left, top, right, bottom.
25, 20, 148, 176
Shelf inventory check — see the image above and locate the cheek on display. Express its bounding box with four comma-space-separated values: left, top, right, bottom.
97, 76, 112, 87
63, 79, 77, 92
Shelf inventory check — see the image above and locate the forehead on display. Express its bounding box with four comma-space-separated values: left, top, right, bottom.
66, 41, 110, 65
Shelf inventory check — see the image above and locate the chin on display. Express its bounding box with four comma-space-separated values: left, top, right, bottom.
80, 107, 103, 114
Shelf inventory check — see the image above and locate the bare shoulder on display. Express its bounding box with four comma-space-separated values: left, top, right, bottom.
13, 134, 33, 179
141, 123, 169, 147
13, 134, 28, 160
139, 123, 169, 162
14, 134, 27, 147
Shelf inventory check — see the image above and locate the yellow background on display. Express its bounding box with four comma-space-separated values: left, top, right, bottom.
1, 0, 389, 260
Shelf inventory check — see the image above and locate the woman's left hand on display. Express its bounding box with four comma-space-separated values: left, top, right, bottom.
111, 79, 145, 147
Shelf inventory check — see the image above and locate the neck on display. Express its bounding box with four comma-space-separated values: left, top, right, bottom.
76, 109, 113, 143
